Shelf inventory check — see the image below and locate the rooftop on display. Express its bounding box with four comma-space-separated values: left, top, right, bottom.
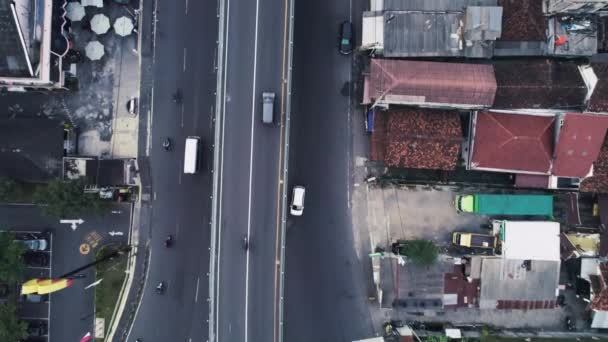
0, 0, 31, 77
470, 111, 555, 174
589, 63, 608, 113
383, 109, 463, 170
380, 0, 497, 11
0, 118, 64, 182
500, 221, 561, 261
581, 135, 608, 193
553, 113, 608, 178
497, 0, 545, 41
364, 59, 497, 108
479, 257, 560, 310
493, 59, 588, 109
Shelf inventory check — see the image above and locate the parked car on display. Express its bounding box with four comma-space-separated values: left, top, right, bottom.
22, 252, 49, 267
18, 239, 48, 251
338, 21, 354, 54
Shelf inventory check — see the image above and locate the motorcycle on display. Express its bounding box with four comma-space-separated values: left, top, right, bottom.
156, 281, 165, 294
172, 89, 182, 104
243, 235, 249, 251
164, 235, 173, 248
162, 138, 172, 151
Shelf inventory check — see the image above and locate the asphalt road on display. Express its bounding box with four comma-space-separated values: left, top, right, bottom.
214, 0, 290, 340
125, 0, 218, 340
0, 203, 130, 342
284, 0, 375, 340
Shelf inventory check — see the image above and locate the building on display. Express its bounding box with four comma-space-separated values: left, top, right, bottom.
362, 0, 502, 58
363, 59, 497, 109
0, 118, 69, 182
467, 111, 608, 189
63, 157, 137, 201
543, 0, 608, 14
0, 0, 69, 91
370, 109, 463, 170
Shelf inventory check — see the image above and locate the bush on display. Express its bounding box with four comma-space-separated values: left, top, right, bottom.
402, 240, 438, 266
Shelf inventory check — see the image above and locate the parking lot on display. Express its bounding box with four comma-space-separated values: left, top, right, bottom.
0, 203, 131, 342
351, 183, 566, 329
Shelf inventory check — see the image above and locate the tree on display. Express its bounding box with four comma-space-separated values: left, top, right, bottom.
0, 302, 28, 341
0, 232, 25, 285
0, 178, 21, 202
402, 240, 438, 266
33, 179, 104, 218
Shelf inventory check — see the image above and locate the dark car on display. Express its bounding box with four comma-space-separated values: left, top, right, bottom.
22, 252, 49, 267
339, 21, 354, 54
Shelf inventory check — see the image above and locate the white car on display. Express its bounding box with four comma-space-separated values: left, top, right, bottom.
290, 186, 305, 216
18, 239, 48, 251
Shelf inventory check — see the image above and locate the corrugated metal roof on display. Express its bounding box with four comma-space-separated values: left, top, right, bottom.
464, 6, 503, 41
383, 11, 463, 57
383, 0, 497, 11
366, 59, 497, 107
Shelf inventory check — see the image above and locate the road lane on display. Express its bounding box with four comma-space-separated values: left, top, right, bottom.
126, 0, 218, 340
215, 0, 290, 340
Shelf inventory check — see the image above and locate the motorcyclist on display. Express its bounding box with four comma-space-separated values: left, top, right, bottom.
162, 137, 172, 151
156, 281, 165, 294
243, 235, 249, 250
164, 235, 173, 247
172, 89, 182, 103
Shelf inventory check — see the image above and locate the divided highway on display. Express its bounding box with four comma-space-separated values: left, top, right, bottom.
212, 0, 292, 340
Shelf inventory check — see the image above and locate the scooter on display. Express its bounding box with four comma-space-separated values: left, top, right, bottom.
156, 281, 165, 294
243, 235, 249, 251
162, 138, 172, 151
172, 89, 182, 104
164, 235, 173, 248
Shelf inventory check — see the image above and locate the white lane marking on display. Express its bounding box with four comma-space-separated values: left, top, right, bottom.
153, 191, 157, 200
185, 0, 189, 14
183, 47, 188, 72
245, 0, 261, 340
194, 276, 200, 303
215, 0, 230, 336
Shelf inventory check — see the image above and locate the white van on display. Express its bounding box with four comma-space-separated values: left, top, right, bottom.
290, 186, 305, 216
184, 136, 200, 174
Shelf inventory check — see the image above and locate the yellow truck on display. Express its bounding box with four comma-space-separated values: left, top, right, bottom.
452, 232, 497, 249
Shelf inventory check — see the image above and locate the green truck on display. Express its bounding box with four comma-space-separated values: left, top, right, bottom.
454, 194, 553, 217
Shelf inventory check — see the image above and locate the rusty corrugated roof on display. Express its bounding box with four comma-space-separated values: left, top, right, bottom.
367, 59, 497, 107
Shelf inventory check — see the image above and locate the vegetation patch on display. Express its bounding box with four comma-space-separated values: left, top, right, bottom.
94, 244, 128, 332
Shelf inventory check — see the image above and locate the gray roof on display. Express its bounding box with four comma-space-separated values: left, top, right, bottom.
0, 118, 64, 182
383, 11, 463, 57
383, 0, 497, 11
464, 6, 503, 41
479, 257, 560, 309
0, 0, 31, 77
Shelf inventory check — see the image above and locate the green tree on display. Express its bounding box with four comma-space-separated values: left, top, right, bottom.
0, 232, 25, 285
402, 240, 438, 266
0, 302, 28, 341
33, 178, 104, 218
0, 178, 20, 202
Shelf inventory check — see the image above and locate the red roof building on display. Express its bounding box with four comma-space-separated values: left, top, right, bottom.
363, 59, 497, 109
471, 112, 608, 187
372, 109, 462, 170
553, 113, 608, 178
469, 111, 555, 174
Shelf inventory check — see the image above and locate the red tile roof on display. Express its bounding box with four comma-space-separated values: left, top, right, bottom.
443, 265, 480, 308
589, 63, 608, 113
581, 136, 608, 193
370, 110, 388, 162
384, 109, 462, 170
493, 59, 588, 109
591, 288, 608, 311
498, 0, 546, 41
366, 59, 497, 107
470, 111, 555, 173
553, 113, 608, 178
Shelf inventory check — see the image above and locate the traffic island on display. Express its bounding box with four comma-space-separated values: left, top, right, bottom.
94, 244, 128, 339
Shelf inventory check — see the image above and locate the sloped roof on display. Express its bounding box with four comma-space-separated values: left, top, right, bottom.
0, 0, 30, 77
383, 0, 496, 11
0, 118, 64, 182
498, 0, 545, 41
366, 59, 497, 107
493, 59, 588, 109
581, 136, 608, 193
384, 109, 462, 170
470, 111, 555, 173
553, 113, 608, 178
589, 63, 608, 113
